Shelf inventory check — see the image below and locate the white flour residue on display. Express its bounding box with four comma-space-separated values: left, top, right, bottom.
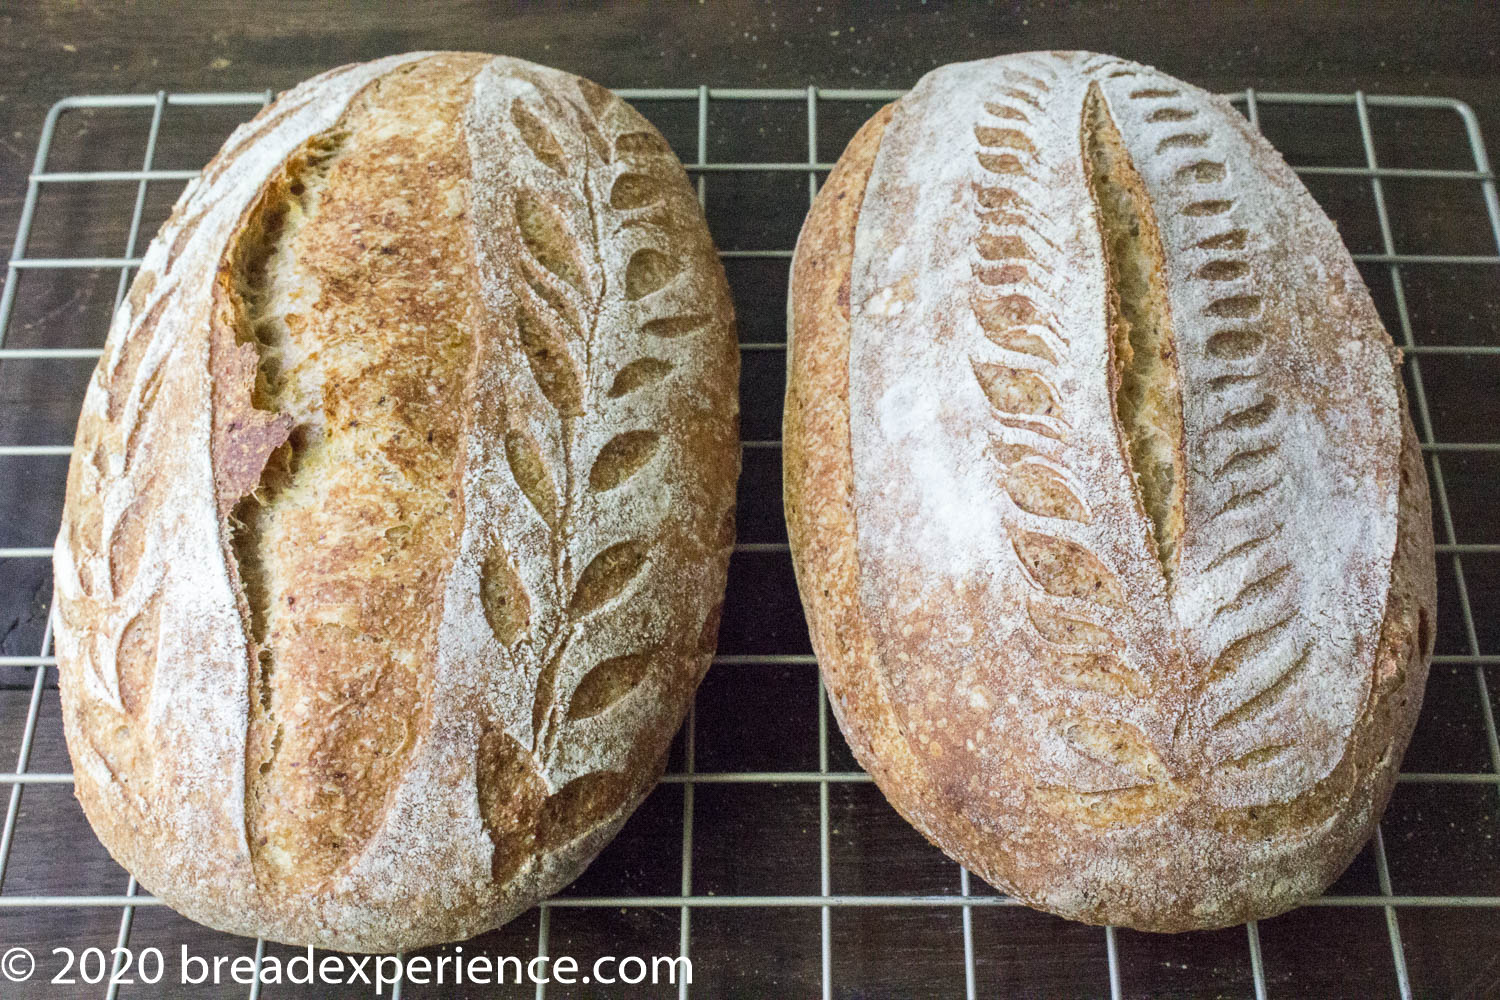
844, 50, 1405, 850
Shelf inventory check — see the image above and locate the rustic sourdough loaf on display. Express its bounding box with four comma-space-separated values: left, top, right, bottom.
785, 52, 1435, 931
54, 52, 738, 951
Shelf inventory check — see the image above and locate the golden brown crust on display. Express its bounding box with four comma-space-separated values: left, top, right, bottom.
787, 101, 1012, 869
223, 52, 489, 895
786, 57, 1436, 932
56, 53, 738, 952
786, 103, 925, 801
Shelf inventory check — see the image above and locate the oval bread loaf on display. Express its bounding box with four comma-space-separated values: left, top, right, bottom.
785, 51, 1435, 932
54, 52, 738, 951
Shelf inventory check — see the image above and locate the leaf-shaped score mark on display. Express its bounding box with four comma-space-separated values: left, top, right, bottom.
1053, 648, 1146, 698
615, 131, 672, 158
973, 360, 1062, 421
973, 183, 1030, 211
475, 724, 546, 882
568, 541, 649, 617
978, 152, 1026, 175
607, 358, 672, 398
1028, 599, 1116, 649
991, 438, 1047, 468
972, 359, 1067, 443
1210, 641, 1312, 732
976, 232, 1034, 263
106, 295, 165, 421
511, 100, 568, 176
975, 299, 1058, 364
970, 292, 1049, 336
610, 173, 664, 211
123, 363, 168, 472
515, 190, 587, 295
1012, 530, 1124, 608
588, 430, 662, 492
108, 496, 151, 598
1206, 614, 1293, 684
1218, 743, 1295, 772
974, 125, 1038, 156
983, 101, 1031, 122
1058, 717, 1169, 784
517, 254, 586, 338
625, 248, 682, 300
116, 596, 162, 716
1004, 461, 1090, 522
538, 771, 631, 851
83, 728, 149, 821
515, 294, 585, 417
480, 547, 532, 646
641, 314, 711, 339
1033, 781, 1182, 829
504, 429, 559, 527
1025, 601, 1142, 697
567, 651, 652, 720
577, 78, 615, 119
1206, 327, 1265, 361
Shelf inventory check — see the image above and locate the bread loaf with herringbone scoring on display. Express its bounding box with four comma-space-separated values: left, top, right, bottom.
785, 51, 1435, 932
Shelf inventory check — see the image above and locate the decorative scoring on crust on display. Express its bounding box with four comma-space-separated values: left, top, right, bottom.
55, 55, 430, 947
838, 51, 1413, 924
54, 53, 737, 952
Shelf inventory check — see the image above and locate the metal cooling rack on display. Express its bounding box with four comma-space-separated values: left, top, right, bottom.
0, 84, 1498, 1000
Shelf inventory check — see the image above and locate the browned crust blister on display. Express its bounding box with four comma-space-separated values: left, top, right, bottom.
55, 53, 738, 952
786, 55, 1435, 932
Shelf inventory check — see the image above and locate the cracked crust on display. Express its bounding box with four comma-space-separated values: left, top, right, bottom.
785, 53, 1435, 932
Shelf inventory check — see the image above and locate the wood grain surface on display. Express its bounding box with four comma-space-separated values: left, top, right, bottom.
0, 3, 1498, 998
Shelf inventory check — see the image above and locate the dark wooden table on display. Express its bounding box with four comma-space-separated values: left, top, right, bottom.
1, 3, 1499, 998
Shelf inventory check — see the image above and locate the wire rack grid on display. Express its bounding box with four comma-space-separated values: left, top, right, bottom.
0, 82, 1497, 999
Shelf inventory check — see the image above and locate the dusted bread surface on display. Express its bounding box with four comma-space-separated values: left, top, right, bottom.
54, 52, 738, 952
784, 51, 1435, 932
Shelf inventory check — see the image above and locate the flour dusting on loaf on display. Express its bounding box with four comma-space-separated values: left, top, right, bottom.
55, 53, 737, 952
786, 51, 1434, 932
